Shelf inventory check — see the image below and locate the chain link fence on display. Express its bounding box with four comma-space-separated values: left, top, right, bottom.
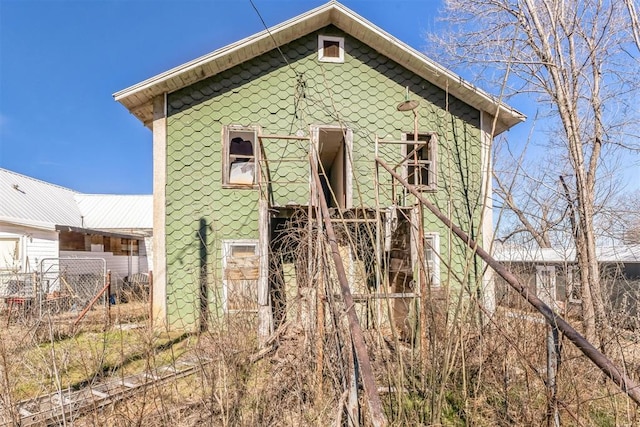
39, 257, 107, 316
0, 272, 37, 323
0, 259, 108, 324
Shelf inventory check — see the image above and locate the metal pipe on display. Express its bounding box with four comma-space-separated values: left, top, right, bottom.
376, 157, 640, 405
310, 156, 388, 427
74, 270, 111, 328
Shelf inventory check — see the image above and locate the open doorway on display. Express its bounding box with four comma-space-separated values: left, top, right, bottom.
314, 126, 352, 209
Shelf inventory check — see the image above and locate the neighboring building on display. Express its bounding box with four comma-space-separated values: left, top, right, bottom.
494, 245, 640, 326
0, 168, 152, 289
114, 1, 524, 336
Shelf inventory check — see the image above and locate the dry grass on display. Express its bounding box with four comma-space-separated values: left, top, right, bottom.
2, 291, 640, 426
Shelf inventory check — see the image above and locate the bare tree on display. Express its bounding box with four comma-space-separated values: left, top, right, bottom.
433, 0, 640, 346
607, 189, 640, 244
624, 0, 640, 50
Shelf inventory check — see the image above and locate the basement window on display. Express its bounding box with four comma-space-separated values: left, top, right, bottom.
402, 132, 437, 191
222, 125, 260, 188
318, 35, 344, 63
223, 240, 259, 312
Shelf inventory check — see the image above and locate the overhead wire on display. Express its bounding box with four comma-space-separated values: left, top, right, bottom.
248, 0, 299, 76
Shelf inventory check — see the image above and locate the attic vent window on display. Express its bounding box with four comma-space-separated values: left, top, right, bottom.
318, 35, 344, 63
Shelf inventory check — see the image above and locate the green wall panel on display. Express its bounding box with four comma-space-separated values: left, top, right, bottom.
165, 25, 483, 328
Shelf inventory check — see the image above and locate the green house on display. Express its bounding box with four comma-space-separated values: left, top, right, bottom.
114, 2, 524, 338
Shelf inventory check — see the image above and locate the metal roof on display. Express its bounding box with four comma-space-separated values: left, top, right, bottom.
494, 245, 640, 264
0, 168, 82, 229
0, 168, 151, 231
75, 194, 152, 230
114, 1, 525, 134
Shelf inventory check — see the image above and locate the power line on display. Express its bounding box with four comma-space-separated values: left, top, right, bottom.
248, 0, 298, 75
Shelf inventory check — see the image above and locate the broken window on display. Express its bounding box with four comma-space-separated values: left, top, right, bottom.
222, 125, 259, 187
223, 240, 259, 312
403, 132, 437, 190
318, 35, 344, 63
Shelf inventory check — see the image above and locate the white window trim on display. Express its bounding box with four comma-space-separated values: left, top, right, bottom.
409, 218, 441, 287
222, 239, 259, 313
310, 124, 353, 209
424, 232, 441, 287
0, 237, 22, 272
401, 131, 438, 192
222, 125, 261, 189
536, 265, 556, 306
318, 35, 345, 63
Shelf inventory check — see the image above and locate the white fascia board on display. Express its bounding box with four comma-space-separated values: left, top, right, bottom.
0, 217, 57, 231
113, 3, 333, 103
329, 4, 525, 131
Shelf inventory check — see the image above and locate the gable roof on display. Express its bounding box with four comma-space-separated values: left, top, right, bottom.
0, 168, 151, 232
0, 168, 81, 230
113, 1, 525, 134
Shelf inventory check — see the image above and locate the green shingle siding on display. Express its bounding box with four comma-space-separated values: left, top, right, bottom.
165, 26, 482, 328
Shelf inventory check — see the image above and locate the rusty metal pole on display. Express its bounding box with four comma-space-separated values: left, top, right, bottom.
412, 109, 429, 378
106, 270, 111, 326
310, 157, 388, 427
376, 157, 640, 405
73, 271, 112, 328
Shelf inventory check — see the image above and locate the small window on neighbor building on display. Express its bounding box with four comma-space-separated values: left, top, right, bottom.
318, 35, 344, 63
563, 266, 581, 303
222, 125, 260, 187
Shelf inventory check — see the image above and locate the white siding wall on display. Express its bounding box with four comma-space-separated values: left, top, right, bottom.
0, 224, 58, 273
27, 232, 59, 272
142, 236, 153, 272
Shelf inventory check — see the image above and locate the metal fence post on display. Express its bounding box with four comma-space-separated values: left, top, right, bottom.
107, 270, 111, 326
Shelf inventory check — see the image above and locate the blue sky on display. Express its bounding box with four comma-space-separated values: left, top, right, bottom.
0, 0, 457, 194
5, 0, 602, 197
